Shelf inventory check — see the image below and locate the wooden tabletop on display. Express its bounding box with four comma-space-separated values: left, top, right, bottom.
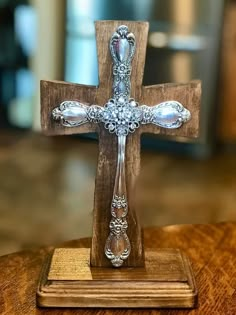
0, 222, 235, 314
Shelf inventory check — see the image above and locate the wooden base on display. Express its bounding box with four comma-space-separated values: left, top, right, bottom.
36, 248, 198, 308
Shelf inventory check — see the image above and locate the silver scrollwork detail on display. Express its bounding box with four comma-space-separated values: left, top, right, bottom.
110, 25, 135, 99
52, 101, 89, 127
140, 101, 191, 129
103, 97, 142, 136
105, 195, 131, 267
112, 195, 127, 210
52, 99, 190, 134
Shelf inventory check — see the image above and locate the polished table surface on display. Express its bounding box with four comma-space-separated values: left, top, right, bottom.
0, 222, 235, 314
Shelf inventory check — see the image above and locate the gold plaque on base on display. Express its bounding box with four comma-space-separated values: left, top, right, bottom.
37, 248, 198, 308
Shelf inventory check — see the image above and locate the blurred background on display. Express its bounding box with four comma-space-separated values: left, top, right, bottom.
0, 0, 236, 256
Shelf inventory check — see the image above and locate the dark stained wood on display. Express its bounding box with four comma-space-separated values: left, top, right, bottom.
0, 223, 235, 314
37, 249, 197, 308
40, 21, 201, 267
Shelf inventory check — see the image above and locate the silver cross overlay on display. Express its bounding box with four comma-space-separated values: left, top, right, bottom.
52, 25, 191, 267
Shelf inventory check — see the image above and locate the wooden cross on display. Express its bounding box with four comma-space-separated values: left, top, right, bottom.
41, 21, 201, 268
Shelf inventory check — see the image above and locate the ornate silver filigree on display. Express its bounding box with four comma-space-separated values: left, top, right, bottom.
102, 97, 142, 136
110, 25, 135, 99
105, 194, 130, 267
53, 99, 190, 135
112, 195, 127, 211
140, 101, 191, 128
51, 25, 192, 267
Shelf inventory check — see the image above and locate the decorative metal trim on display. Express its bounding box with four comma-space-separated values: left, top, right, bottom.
53, 99, 191, 134
105, 195, 131, 267
140, 101, 191, 129
110, 25, 135, 99
102, 97, 142, 136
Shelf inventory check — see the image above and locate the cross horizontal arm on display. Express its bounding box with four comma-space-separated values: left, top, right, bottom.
41, 80, 98, 135
139, 80, 201, 138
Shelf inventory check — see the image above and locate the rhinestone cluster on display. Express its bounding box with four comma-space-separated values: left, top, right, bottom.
102, 97, 142, 136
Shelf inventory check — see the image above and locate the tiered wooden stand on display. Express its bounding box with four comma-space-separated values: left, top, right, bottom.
37, 248, 197, 308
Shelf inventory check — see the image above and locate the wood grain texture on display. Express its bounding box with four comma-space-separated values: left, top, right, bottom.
47, 248, 187, 281
0, 223, 235, 314
37, 248, 197, 308
40, 21, 201, 267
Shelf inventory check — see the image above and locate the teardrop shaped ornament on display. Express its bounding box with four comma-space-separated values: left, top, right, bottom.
62, 105, 88, 122
105, 233, 131, 267
115, 38, 130, 62
151, 101, 191, 128
52, 101, 89, 127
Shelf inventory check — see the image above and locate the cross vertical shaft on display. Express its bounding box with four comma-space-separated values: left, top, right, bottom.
90, 22, 149, 267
